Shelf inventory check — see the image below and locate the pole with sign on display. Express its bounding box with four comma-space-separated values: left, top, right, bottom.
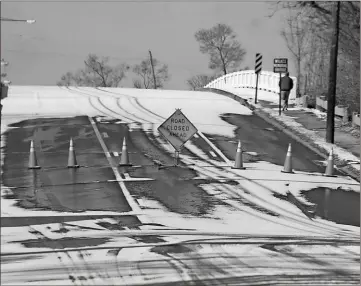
254, 53, 262, 104
157, 109, 198, 166
273, 58, 288, 116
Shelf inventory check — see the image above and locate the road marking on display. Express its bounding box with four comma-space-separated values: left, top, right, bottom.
137, 199, 146, 207
209, 151, 217, 158
107, 178, 155, 182
89, 117, 141, 212
102, 132, 109, 138
197, 131, 230, 165
113, 151, 119, 157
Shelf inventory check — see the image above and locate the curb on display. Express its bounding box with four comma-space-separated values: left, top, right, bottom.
203, 87, 360, 182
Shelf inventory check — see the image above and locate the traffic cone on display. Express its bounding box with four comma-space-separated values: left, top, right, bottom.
231, 140, 246, 170
67, 138, 80, 168
324, 148, 336, 177
281, 143, 294, 173
28, 140, 41, 169
119, 137, 132, 166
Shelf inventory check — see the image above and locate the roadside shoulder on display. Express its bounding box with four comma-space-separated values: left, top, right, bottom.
204, 87, 360, 182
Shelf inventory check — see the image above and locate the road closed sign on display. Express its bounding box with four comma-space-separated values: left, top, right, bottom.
158, 109, 198, 151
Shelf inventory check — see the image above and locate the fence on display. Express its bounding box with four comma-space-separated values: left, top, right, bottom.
204, 70, 298, 100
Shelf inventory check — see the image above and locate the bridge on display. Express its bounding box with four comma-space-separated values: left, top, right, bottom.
204, 70, 298, 101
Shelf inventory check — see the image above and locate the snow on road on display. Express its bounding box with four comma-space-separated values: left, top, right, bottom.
1, 86, 359, 285
220, 86, 360, 167
2, 86, 359, 228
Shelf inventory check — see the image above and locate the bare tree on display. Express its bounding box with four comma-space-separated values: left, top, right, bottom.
133, 79, 143, 89
132, 57, 169, 89
280, 8, 310, 97
186, 74, 216, 91
195, 23, 246, 75
57, 54, 129, 87
269, 1, 360, 113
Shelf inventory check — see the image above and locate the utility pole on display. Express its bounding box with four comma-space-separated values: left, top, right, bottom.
149, 50, 157, 89
326, 1, 340, 144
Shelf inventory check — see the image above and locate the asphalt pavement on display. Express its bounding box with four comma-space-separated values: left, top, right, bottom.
2, 240, 359, 285
1, 102, 354, 223
1, 87, 359, 285
2, 116, 131, 213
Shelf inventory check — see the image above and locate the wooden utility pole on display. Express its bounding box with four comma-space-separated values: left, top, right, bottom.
149, 50, 157, 89
326, 1, 341, 143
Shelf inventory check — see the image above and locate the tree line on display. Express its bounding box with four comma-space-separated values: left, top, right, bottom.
57, 23, 247, 91
57, 53, 170, 89
272, 1, 360, 113
58, 5, 360, 115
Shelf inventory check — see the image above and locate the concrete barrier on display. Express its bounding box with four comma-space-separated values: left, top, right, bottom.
352, 112, 360, 127
295, 95, 308, 107
316, 96, 349, 123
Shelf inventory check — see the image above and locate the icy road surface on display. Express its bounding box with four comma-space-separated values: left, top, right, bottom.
1, 86, 359, 285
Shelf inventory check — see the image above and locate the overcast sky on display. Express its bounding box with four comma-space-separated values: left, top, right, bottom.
2, 0, 294, 90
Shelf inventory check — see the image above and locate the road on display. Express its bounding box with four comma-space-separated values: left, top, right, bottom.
1, 86, 360, 285
2, 238, 359, 285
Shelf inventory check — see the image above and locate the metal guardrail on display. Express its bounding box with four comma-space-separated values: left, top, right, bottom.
204, 70, 298, 100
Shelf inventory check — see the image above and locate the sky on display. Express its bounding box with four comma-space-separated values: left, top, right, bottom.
1, 0, 295, 90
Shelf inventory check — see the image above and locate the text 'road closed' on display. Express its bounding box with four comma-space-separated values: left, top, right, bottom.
157, 109, 198, 151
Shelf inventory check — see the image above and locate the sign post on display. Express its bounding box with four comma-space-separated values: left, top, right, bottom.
273, 58, 288, 116
157, 109, 198, 166
254, 53, 262, 104
279, 72, 282, 115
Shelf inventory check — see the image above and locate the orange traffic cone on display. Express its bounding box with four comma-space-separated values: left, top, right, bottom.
119, 137, 132, 166
231, 140, 246, 170
28, 140, 41, 169
324, 148, 336, 177
281, 143, 294, 173
67, 138, 80, 168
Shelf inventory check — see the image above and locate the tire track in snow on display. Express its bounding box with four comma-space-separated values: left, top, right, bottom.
121, 98, 354, 236
26, 226, 91, 286
126, 93, 357, 238
86, 87, 146, 123
66, 87, 134, 123
149, 127, 353, 237
94, 88, 152, 123
65, 87, 355, 237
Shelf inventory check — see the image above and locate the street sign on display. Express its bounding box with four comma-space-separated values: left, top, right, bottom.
254, 53, 262, 104
158, 109, 198, 151
255, 53, 262, 74
273, 58, 288, 73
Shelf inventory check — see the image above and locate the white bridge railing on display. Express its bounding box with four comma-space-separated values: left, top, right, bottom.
204, 70, 297, 101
